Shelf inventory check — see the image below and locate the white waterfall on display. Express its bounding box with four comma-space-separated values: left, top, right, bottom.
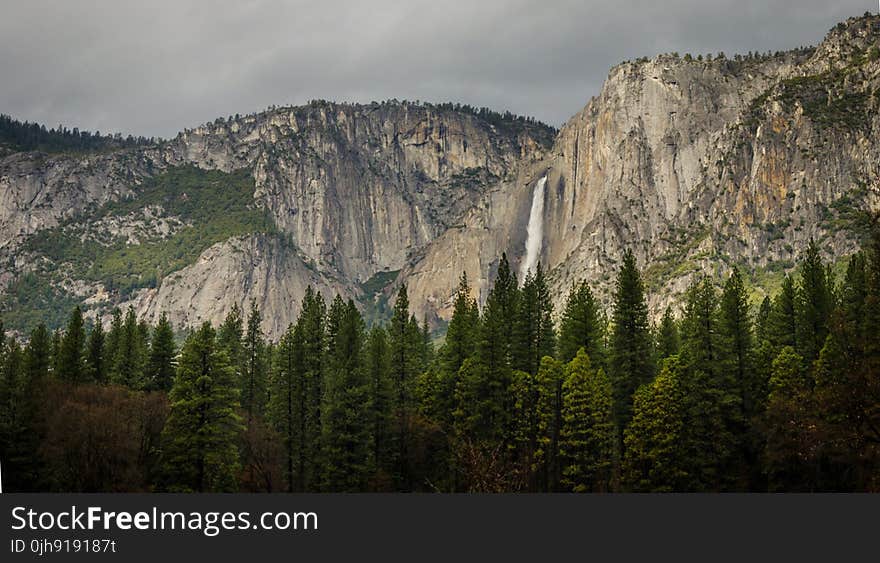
520, 175, 547, 280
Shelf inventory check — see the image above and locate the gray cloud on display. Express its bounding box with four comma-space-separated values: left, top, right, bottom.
0, 0, 872, 137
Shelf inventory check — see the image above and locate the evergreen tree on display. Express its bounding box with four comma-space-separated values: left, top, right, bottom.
161, 323, 242, 492
297, 287, 326, 490
755, 296, 772, 343
147, 313, 176, 391
111, 308, 147, 389
441, 273, 479, 376
493, 253, 520, 362
85, 318, 106, 384
623, 357, 688, 492
719, 267, 757, 417
268, 324, 306, 492
104, 308, 124, 372
558, 280, 605, 366
58, 306, 86, 383
388, 285, 420, 489
680, 277, 743, 490
796, 239, 833, 364
609, 249, 655, 434
512, 264, 556, 375
217, 304, 244, 373
534, 356, 565, 491
240, 301, 268, 421
50, 329, 62, 377
321, 300, 372, 491
365, 325, 393, 484
656, 307, 680, 360
559, 350, 615, 492
763, 346, 817, 491
23, 323, 51, 383
767, 275, 797, 351
680, 278, 720, 378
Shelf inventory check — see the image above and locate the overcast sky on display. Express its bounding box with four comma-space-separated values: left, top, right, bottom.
0, 1, 873, 138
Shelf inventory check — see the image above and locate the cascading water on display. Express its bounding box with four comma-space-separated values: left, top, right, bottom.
520, 175, 547, 280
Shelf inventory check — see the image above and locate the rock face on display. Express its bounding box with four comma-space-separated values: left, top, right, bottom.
403, 15, 880, 320
2, 15, 879, 337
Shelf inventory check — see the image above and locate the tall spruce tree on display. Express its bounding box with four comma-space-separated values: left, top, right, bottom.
559, 350, 615, 492
512, 264, 556, 376
388, 285, 421, 489
268, 324, 306, 492
111, 308, 147, 389
558, 280, 605, 366
767, 275, 798, 351
656, 306, 680, 360
85, 318, 106, 384
609, 249, 655, 434
147, 313, 176, 391
161, 323, 242, 492
58, 306, 87, 383
23, 323, 51, 383
796, 239, 833, 364
365, 325, 393, 484
321, 300, 372, 491
622, 357, 688, 492
241, 301, 268, 421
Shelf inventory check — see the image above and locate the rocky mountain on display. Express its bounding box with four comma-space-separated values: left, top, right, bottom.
1, 15, 878, 337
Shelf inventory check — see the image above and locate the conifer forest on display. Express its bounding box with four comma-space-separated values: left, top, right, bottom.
2, 226, 879, 493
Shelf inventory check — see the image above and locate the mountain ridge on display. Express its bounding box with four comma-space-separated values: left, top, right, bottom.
2, 14, 879, 336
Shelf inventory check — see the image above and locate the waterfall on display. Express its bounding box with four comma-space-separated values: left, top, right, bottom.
520, 175, 547, 280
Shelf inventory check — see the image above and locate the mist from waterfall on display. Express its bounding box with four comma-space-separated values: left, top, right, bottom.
520, 175, 547, 281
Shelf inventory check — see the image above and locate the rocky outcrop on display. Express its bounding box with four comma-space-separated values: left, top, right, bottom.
122, 234, 350, 337
2, 16, 878, 337
404, 15, 880, 321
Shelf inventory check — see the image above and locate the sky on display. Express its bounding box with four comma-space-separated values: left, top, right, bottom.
0, 0, 873, 138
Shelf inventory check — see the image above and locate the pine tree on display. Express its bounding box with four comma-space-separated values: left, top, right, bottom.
558, 280, 605, 366
719, 268, 757, 416
535, 356, 565, 491
680, 277, 743, 490
388, 285, 420, 489
298, 287, 326, 491
767, 275, 797, 351
623, 357, 688, 492
796, 239, 833, 364
0, 337, 26, 490
147, 313, 176, 391
161, 323, 242, 492
559, 350, 615, 492
365, 325, 393, 484
680, 278, 720, 378
656, 306, 680, 360
442, 273, 479, 375
425, 273, 478, 432
512, 264, 556, 375
240, 301, 268, 421
58, 306, 86, 383
23, 323, 51, 383
50, 329, 62, 377
111, 308, 147, 389
609, 249, 655, 434
755, 296, 772, 343
83, 319, 104, 384
321, 300, 372, 491
268, 324, 305, 492
493, 253, 520, 362
104, 308, 124, 372
763, 346, 817, 491
217, 304, 244, 372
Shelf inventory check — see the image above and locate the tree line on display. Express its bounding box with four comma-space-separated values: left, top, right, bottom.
0, 114, 157, 154
1, 231, 879, 492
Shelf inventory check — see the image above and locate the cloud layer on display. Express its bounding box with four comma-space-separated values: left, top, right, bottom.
0, 0, 871, 137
